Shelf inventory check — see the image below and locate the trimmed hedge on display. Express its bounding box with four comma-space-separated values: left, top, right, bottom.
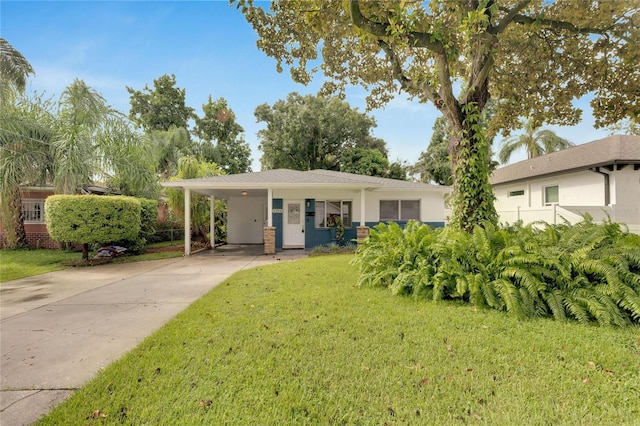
110, 198, 158, 254
45, 195, 141, 246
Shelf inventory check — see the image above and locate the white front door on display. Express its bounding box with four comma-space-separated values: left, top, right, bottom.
283, 200, 305, 248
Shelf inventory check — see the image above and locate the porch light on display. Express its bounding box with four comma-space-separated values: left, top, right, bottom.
241, 190, 248, 196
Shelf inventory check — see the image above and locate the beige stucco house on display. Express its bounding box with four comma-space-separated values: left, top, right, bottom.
490, 134, 640, 233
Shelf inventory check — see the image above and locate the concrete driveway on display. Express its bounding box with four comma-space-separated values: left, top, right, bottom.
0, 249, 306, 425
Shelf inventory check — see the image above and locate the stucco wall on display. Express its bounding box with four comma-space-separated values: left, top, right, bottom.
494, 167, 640, 231
611, 166, 640, 226
227, 195, 268, 244
272, 188, 447, 225
495, 170, 605, 212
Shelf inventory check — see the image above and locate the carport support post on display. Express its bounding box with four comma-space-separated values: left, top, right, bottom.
357, 189, 369, 245
185, 188, 191, 256
360, 189, 366, 227
210, 195, 215, 251
264, 188, 275, 255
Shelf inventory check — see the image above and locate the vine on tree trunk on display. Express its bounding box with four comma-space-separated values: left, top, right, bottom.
450, 102, 497, 232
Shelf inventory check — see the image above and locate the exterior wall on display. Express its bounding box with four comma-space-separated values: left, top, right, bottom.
0, 188, 60, 249
362, 190, 447, 224
494, 168, 640, 232
272, 188, 446, 248
226, 187, 448, 250
611, 166, 640, 230
227, 195, 268, 244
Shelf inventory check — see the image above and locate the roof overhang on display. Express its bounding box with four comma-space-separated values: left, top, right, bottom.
161, 181, 383, 198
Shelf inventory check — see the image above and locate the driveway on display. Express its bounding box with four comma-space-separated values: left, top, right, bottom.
0, 249, 306, 425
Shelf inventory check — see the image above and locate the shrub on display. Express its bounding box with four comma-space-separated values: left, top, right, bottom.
353, 219, 640, 326
109, 198, 158, 254
45, 195, 141, 260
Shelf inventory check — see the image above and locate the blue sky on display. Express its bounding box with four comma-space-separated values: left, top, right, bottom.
1, 0, 611, 171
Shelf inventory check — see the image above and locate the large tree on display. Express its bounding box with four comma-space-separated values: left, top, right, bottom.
236, 0, 638, 231
498, 120, 573, 164
255, 92, 388, 171
127, 74, 195, 132
607, 118, 640, 136
193, 96, 252, 174
340, 148, 389, 177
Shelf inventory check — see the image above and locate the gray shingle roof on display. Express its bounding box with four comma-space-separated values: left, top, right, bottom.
164, 168, 450, 191
490, 135, 640, 185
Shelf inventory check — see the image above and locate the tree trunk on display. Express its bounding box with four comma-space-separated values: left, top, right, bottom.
447, 103, 497, 232
5, 187, 29, 249
82, 243, 89, 261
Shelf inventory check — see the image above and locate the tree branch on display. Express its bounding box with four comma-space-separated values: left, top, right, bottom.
509, 13, 630, 43
491, 0, 532, 34
349, 0, 444, 53
377, 40, 441, 107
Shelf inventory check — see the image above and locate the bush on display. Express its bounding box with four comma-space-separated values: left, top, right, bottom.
109, 198, 159, 254
353, 219, 640, 326
45, 195, 141, 260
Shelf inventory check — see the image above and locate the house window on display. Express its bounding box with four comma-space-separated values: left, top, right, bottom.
22, 199, 45, 223
508, 190, 525, 197
380, 200, 421, 221
315, 200, 352, 228
544, 185, 559, 205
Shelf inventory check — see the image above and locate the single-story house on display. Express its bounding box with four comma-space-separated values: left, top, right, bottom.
490, 134, 640, 233
163, 169, 451, 255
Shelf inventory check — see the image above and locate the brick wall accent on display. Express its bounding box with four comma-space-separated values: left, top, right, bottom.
264, 226, 276, 254
356, 226, 370, 244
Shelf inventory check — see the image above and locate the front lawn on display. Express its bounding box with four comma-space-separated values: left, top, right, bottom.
0, 249, 79, 282
38, 255, 640, 425
0, 244, 184, 283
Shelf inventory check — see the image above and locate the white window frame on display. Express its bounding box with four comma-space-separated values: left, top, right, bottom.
22, 199, 45, 224
508, 189, 525, 197
315, 200, 352, 228
380, 200, 421, 221
544, 185, 559, 206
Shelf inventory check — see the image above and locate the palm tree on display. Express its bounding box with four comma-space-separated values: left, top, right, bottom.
0, 95, 56, 248
0, 40, 45, 248
147, 126, 192, 179
52, 79, 111, 194
498, 120, 574, 165
0, 38, 35, 104
53, 79, 160, 198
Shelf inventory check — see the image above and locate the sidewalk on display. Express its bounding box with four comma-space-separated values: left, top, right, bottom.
1, 250, 306, 425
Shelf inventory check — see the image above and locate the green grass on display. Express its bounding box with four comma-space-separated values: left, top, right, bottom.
0, 249, 79, 282
38, 255, 640, 425
0, 244, 183, 283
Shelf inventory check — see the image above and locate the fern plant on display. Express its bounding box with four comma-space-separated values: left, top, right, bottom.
353, 217, 640, 327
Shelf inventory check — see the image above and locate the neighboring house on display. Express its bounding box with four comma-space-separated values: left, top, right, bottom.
490, 134, 640, 233
0, 186, 57, 249
0, 185, 122, 249
163, 169, 451, 254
